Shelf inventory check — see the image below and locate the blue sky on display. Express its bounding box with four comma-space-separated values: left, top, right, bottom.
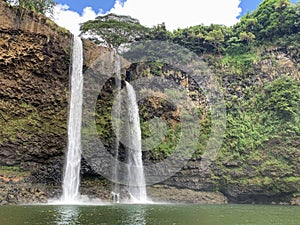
53, 0, 298, 34
239, 0, 297, 17
55, 0, 116, 14
55, 0, 297, 17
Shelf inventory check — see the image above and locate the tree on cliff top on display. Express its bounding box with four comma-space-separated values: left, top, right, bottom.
80, 14, 149, 49
7, 0, 56, 16
234, 0, 299, 41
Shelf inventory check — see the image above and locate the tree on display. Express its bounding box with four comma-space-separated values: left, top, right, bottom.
279, 2, 300, 35
172, 26, 208, 55
239, 31, 255, 44
7, 0, 56, 16
147, 23, 172, 41
204, 29, 224, 53
233, 0, 300, 43
80, 14, 149, 49
251, 0, 291, 39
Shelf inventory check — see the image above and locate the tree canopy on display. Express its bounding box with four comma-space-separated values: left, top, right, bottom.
80, 0, 299, 56
7, 0, 56, 16
235, 0, 299, 41
80, 14, 149, 49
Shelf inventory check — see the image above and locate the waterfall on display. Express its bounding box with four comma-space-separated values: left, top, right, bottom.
111, 50, 122, 203
61, 36, 83, 203
111, 53, 148, 203
125, 82, 147, 202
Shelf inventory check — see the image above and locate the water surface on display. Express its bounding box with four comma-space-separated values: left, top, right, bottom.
0, 204, 299, 225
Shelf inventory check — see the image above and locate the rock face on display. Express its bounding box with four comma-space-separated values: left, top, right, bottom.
120, 47, 299, 204
0, 1, 71, 179
0, 1, 299, 205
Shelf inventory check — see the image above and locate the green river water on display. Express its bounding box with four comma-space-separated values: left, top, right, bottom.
0, 204, 299, 225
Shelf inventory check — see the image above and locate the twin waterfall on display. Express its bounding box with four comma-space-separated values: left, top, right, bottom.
125, 82, 147, 202
112, 52, 147, 203
111, 52, 121, 203
60, 36, 147, 203
61, 36, 83, 203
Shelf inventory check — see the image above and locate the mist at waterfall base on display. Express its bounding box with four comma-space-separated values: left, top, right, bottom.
124, 82, 148, 203
49, 38, 149, 205
111, 52, 149, 203
111, 51, 121, 204
49, 36, 104, 205
61, 36, 83, 203
48, 36, 93, 205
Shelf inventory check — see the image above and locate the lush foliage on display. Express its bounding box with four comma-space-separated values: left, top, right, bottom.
224, 76, 299, 155
80, 14, 149, 49
7, 0, 56, 16
260, 76, 300, 121
85, 1, 299, 190
80, 0, 300, 57
145, 0, 300, 55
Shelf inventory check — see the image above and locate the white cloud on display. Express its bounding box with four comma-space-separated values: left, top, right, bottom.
109, 0, 242, 30
53, 4, 98, 35
53, 0, 241, 34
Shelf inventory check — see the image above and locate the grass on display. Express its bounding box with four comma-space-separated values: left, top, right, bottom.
45, 18, 70, 36
0, 166, 30, 177
219, 52, 258, 76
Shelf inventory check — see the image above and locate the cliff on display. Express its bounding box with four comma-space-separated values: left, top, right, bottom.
0, 0, 71, 168
123, 56, 300, 204
0, 1, 299, 205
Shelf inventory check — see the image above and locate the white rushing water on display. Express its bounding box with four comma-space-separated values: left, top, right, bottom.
125, 82, 148, 202
61, 36, 83, 203
111, 51, 122, 203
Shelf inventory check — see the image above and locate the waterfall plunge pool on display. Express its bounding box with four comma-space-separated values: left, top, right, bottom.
0, 204, 299, 225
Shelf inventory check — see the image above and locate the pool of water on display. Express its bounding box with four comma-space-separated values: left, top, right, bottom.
0, 204, 299, 225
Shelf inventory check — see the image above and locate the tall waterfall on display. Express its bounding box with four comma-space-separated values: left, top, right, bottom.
61, 36, 83, 203
111, 51, 122, 203
125, 82, 147, 202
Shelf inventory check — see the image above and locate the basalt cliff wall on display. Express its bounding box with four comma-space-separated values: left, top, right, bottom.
0, 1, 299, 205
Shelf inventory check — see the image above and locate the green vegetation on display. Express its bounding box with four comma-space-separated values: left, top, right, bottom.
218, 51, 258, 76
7, 0, 56, 16
223, 76, 299, 157
83, 0, 299, 159
80, 0, 300, 62
45, 18, 69, 35
0, 99, 67, 147
0, 165, 21, 172
9, 0, 56, 15
81, 0, 299, 197
1, 0, 296, 200
260, 75, 300, 121
0, 165, 30, 177
151, 124, 181, 158
149, 0, 299, 57
80, 13, 149, 49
